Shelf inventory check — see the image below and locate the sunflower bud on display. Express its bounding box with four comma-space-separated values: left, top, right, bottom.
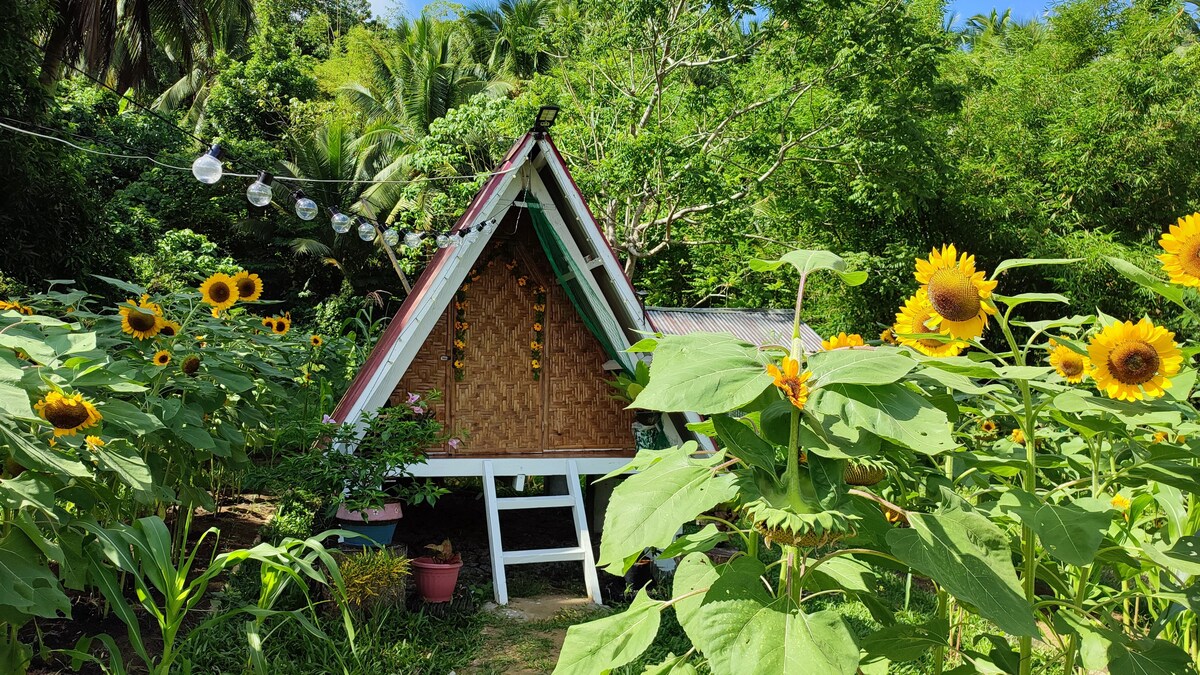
182, 355, 201, 377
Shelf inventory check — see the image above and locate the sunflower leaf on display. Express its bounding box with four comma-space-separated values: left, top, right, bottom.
1105, 257, 1199, 321
632, 333, 771, 414
750, 250, 867, 287
990, 258, 1080, 278
90, 275, 149, 297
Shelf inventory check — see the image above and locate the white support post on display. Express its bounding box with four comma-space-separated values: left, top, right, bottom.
567, 460, 604, 604
481, 460, 509, 605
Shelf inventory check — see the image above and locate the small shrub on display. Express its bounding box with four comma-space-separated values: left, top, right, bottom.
337, 547, 411, 616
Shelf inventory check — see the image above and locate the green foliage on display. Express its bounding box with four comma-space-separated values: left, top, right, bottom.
337, 547, 410, 615
128, 228, 241, 291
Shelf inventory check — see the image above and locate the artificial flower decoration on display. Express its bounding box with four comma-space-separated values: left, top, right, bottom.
893, 290, 968, 358
533, 322, 543, 332
1087, 318, 1182, 401
914, 244, 998, 340
35, 391, 102, 436
158, 319, 182, 337
1048, 339, 1088, 383
119, 295, 163, 339
532, 359, 541, 369
231, 271, 263, 302
1157, 212, 1200, 287
199, 273, 239, 312
310, 335, 323, 348
454, 360, 464, 369
821, 332, 865, 351
766, 356, 812, 411
152, 350, 172, 367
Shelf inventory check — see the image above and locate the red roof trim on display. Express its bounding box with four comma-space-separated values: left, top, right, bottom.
331, 133, 534, 422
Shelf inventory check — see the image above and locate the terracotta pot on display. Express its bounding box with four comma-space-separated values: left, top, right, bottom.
411, 556, 463, 603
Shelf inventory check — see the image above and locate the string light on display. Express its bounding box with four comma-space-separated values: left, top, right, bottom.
356, 217, 376, 241
383, 227, 400, 247
403, 231, 424, 248
435, 233, 453, 249
329, 207, 352, 233
293, 190, 318, 221
247, 171, 274, 207
191, 145, 223, 184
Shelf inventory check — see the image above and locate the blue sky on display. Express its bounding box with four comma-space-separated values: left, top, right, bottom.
368, 0, 1051, 28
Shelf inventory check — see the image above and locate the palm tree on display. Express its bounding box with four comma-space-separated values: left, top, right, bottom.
38, 0, 254, 93
465, 0, 556, 80
341, 15, 508, 134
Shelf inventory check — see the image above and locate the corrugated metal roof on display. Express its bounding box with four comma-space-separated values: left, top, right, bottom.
646, 307, 824, 354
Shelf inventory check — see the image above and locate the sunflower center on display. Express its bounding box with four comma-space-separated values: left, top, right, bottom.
209, 282, 232, 304
127, 309, 157, 332
1182, 239, 1200, 277
927, 269, 981, 322
45, 399, 91, 430
236, 279, 257, 297
1107, 340, 1160, 385
1060, 356, 1084, 377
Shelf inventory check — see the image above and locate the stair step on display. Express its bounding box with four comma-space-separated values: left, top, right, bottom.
502, 546, 587, 565
495, 495, 575, 510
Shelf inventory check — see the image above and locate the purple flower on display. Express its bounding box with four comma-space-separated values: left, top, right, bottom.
448, 438, 461, 450
406, 392, 420, 404
411, 406, 426, 416
321, 414, 336, 424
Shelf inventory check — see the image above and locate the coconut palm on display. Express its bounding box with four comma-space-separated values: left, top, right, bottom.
38, 0, 254, 92
465, 0, 556, 80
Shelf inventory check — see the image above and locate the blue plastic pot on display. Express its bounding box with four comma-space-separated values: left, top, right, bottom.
335, 503, 402, 548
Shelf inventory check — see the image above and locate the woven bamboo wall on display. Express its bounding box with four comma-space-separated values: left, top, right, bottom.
388, 216, 635, 456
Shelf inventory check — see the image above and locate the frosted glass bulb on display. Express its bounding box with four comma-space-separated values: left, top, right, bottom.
403, 231, 423, 248
294, 196, 318, 221
464, 229, 478, 243
191, 151, 223, 184
246, 174, 274, 207
357, 220, 376, 241
435, 233, 452, 249
331, 212, 351, 234
383, 228, 400, 247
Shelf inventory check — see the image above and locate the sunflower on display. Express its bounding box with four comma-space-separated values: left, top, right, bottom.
1010, 428, 1026, 445
1178, 434, 1188, 443
821, 332, 865, 351
199, 273, 239, 312
84, 435, 105, 449
1110, 494, 1131, 511
879, 327, 897, 345
766, 356, 812, 411
310, 335, 323, 347
35, 391, 102, 436
1153, 431, 1169, 444
231, 271, 263, 302
914, 244, 998, 340
261, 317, 277, 332
980, 419, 997, 434
182, 354, 201, 376
1157, 213, 1200, 287
1088, 318, 1182, 401
158, 320, 182, 338
1048, 340, 1089, 383
272, 314, 291, 336
152, 350, 171, 367
893, 290, 968, 358
0, 300, 33, 315
119, 296, 163, 339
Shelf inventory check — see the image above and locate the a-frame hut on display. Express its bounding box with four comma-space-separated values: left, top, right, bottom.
331, 124, 706, 604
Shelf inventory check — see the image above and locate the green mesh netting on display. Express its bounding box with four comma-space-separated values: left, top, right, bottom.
526, 196, 631, 374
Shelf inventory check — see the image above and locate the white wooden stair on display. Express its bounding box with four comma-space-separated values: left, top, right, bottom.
481, 458, 603, 605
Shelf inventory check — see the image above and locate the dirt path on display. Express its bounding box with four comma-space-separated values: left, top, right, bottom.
463, 595, 610, 675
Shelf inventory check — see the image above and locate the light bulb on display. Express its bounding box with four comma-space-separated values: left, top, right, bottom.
330, 210, 351, 234
483, 218, 498, 233
403, 231, 423, 248
294, 192, 318, 221
357, 219, 376, 241
436, 233, 452, 249
192, 145, 223, 184
246, 171, 274, 207
383, 228, 400, 247
464, 228, 479, 244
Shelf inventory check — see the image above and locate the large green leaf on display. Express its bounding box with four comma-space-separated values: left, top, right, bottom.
1054, 390, 1182, 427
0, 383, 32, 418
714, 415, 778, 473
992, 257, 1080, 278
0, 425, 90, 478
860, 619, 948, 663
598, 446, 738, 573
657, 525, 727, 560
0, 528, 71, 622
689, 557, 860, 675
1129, 461, 1200, 495
100, 400, 165, 435
1105, 257, 1198, 320
632, 333, 771, 414
553, 589, 662, 675
1140, 533, 1200, 576
996, 491, 1112, 566
887, 504, 1037, 636
92, 439, 154, 494
807, 350, 915, 388
811, 383, 956, 454
672, 552, 720, 632
1057, 612, 1196, 675
749, 250, 867, 287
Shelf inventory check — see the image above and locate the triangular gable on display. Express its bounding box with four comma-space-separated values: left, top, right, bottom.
331, 132, 711, 450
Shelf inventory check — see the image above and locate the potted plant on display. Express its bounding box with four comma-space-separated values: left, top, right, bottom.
411, 539, 463, 603
279, 392, 448, 547
608, 361, 667, 449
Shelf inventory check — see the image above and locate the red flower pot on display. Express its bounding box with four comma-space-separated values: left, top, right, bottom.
411, 556, 463, 603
